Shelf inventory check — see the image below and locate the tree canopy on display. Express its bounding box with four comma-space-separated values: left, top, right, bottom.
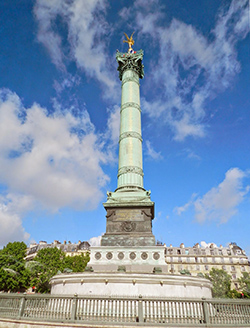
0, 242, 30, 292
31, 248, 90, 293
205, 268, 232, 298
238, 272, 250, 298
0, 242, 89, 293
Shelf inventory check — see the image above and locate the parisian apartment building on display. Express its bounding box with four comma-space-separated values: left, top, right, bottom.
164, 242, 250, 290
25, 240, 90, 261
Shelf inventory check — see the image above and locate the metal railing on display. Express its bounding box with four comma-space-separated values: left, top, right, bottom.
0, 294, 250, 326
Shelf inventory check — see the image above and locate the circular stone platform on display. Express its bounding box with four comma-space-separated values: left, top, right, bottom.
50, 272, 212, 298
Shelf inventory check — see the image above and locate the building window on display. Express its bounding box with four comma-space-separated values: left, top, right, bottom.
185, 249, 189, 255
222, 265, 226, 271
187, 258, 190, 263
221, 258, 224, 263
196, 265, 200, 271
178, 257, 182, 262
177, 249, 181, 254
204, 258, 207, 263
227, 250, 231, 255
195, 257, 198, 263
230, 258, 233, 264
218, 250, 222, 255
241, 266, 245, 272
231, 266, 235, 272
205, 265, 209, 271
210, 250, 214, 255
232, 274, 236, 280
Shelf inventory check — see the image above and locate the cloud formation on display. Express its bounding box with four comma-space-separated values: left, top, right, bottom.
135, 0, 250, 140
145, 140, 162, 160
0, 89, 111, 245
89, 235, 102, 246
175, 168, 250, 223
34, 0, 118, 91
0, 194, 31, 246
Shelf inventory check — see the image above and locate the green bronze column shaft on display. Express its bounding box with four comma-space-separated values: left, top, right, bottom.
116, 50, 145, 192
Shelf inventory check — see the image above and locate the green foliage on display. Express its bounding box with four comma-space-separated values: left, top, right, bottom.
31, 248, 90, 293
31, 248, 66, 293
64, 253, 90, 273
0, 242, 30, 292
227, 289, 242, 299
0, 241, 90, 294
205, 268, 232, 298
238, 272, 250, 298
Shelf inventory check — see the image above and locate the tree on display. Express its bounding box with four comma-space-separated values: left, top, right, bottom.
31, 248, 66, 293
64, 253, 90, 273
31, 248, 90, 293
0, 242, 30, 292
238, 272, 250, 298
205, 268, 232, 298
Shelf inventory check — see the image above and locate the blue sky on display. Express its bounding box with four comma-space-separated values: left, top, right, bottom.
0, 0, 249, 256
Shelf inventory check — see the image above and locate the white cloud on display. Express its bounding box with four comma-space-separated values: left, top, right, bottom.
0, 89, 112, 243
135, 0, 250, 140
145, 140, 162, 160
0, 89, 109, 211
106, 105, 120, 145
174, 193, 197, 215
34, 0, 118, 93
0, 195, 30, 247
200, 241, 218, 248
89, 235, 102, 246
175, 168, 250, 223
194, 168, 249, 223
183, 149, 201, 161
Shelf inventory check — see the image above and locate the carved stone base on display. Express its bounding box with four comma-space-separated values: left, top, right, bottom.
101, 234, 155, 247
101, 204, 155, 247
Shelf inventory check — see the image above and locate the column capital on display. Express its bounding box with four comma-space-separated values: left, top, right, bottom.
116, 50, 144, 80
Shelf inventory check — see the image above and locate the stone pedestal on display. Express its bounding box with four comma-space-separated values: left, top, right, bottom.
101, 203, 155, 246
89, 246, 166, 273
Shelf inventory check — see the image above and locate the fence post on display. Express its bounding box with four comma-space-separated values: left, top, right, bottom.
71, 294, 78, 321
138, 295, 144, 323
18, 295, 26, 319
202, 298, 209, 324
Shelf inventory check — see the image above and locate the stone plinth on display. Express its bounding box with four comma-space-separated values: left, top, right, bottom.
88, 246, 166, 273
101, 203, 155, 246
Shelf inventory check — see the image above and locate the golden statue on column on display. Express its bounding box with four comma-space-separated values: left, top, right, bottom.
123, 32, 135, 53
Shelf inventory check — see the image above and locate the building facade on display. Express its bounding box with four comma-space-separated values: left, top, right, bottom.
25, 240, 90, 261
164, 242, 250, 290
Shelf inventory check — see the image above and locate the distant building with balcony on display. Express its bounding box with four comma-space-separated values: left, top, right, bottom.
164, 242, 250, 290
25, 240, 90, 261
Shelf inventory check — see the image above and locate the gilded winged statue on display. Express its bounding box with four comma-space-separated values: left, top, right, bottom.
123, 32, 135, 52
